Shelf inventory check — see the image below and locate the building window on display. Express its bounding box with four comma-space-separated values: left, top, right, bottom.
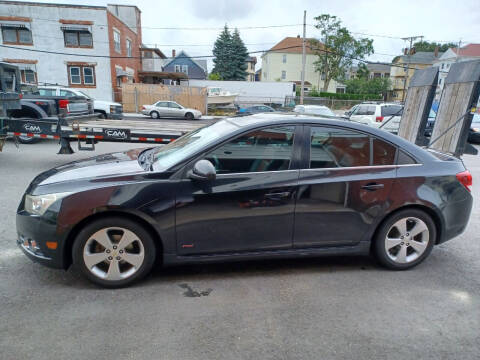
113, 30, 121, 53
126, 38, 132, 57
181, 65, 188, 74
174, 65, 181, 72
281, 70, 286, 80
282, 54, 287, 63
1, 26, 33, 45
336, 87, 345, 94
68, 65, 96, 86
63, 30, 92, 48
21, 69, 36, 84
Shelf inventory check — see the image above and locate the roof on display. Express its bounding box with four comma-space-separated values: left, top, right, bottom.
351, 63, 391, 73
268, 36, 320, 54
293, 81, 312, 86
138, 71, 188, 80
140, 47, 166, 59
452, 44, 480, 57
246, 56, 257, 64
394, 51, 444, 65
0, 0, 105, 9
163, 50, 207, 72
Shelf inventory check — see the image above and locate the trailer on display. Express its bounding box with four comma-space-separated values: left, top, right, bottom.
1, 116, 208, 154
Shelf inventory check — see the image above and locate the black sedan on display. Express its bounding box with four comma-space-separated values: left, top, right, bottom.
17, 114, 473, 287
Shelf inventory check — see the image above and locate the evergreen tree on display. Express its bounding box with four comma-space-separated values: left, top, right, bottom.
212, 26, 249, 80
230, 28, 249, 80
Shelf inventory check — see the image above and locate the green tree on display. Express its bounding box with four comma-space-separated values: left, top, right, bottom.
212, 26, 249, 80
356, 63, 370, 80
413, 40, 457, 53
344, 77, 391, 96
309, 14, 374, 91
208, 72, 222, 80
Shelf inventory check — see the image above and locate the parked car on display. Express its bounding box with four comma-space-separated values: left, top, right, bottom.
17, 113, 473, 288
469, 113, 480, 144
36, 86, 123, 119
237, 105, 275, 115
141, 101, 202, 120
344, 104, 359, 117
349, 103, 403, 134
293, 105, 336, 117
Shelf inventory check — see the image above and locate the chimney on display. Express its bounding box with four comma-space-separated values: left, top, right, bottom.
434, 46, 439, 58
172, 49, 176, 58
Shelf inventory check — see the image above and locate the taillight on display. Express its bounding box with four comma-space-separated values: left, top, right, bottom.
19, 93, 23, 99
141, 106, 146, 110
58, 99, 69, 109
456, 170, 472, 192
376, 116, 384, 122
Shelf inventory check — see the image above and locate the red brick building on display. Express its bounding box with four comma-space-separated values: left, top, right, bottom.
106, 5, 142, 102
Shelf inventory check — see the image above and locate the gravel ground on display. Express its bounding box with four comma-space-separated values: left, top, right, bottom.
0, 137, 479, 360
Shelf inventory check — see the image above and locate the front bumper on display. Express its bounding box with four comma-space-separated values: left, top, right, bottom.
16, 209, 65, 269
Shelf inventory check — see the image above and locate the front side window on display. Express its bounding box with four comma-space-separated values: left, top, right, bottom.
205, 126, 295, 174
155, 101, 169, 107
2, 26, 32, 45
354, 105, 376, 116
310, 127, 370, 168
168, 102, 182, 109
113, 30, 121, 53
59, 89, 76, 97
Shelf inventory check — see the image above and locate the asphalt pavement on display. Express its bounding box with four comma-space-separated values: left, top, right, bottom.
0, 136, 479, 360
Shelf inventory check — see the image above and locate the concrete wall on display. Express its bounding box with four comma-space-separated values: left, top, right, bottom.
0, 2, 113, 101
261, 52, 340, 92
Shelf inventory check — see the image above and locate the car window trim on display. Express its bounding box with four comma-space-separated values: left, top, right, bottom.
299, 163, 422, 172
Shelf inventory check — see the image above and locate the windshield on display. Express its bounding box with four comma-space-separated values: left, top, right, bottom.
152, 120, 239, 171
78, 91, 91, 99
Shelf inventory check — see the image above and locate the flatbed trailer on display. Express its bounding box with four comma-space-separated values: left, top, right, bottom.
1, 116, 211, 154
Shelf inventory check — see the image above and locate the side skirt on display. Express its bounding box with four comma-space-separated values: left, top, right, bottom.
163, 242, 371, 266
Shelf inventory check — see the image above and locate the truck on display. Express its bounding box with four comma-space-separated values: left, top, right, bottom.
1, 62, 205, 154
35, 86, 124, 120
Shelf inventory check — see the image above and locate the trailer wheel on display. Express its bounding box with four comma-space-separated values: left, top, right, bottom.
9, 109, 41, 144
150, 111, 160, 119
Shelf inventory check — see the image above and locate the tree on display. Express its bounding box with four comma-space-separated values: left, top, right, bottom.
208, 72, 222, 80
344, 77, 391, 96
413, 40, 457, 53
309, 14, 374, 91
356, 63, 370, 80
212, 25, 249, 80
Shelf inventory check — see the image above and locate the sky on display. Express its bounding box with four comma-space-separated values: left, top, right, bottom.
14, 0, 480, 71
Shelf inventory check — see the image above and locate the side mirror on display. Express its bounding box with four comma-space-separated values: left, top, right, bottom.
187, 159, 216, 181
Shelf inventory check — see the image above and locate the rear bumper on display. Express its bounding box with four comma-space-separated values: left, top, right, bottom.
438, 191, 474, 244
106, 113, 123, 120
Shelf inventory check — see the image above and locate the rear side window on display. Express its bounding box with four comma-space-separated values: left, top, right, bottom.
38, 88, 56, 96
206, 126, 295, 174
310, 127, 370, 168
397, 150, 417, 165
355, 105, 376, 116
372, 138, 396, 165
381, 105, 403, 117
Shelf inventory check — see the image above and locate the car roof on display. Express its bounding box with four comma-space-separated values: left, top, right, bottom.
223, 113, 435, 163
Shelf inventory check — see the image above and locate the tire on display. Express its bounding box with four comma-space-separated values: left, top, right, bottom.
17, 136, 40, 144
150, 111, 160, 119
72, 217, 157, 288
185, 112, 194, 120
95, 111, 106, 119
373, 209, 436, 270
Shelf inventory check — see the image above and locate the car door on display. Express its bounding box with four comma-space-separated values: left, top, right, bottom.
175, 125, 302, 255
349, 105, 376, 126
155, 101, 170, 117
293, 125, 396, 248
168, 102, 184, 118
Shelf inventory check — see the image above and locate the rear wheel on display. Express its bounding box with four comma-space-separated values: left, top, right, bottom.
185, 112, 194, 120
72, 217, 156, 288
95, 111, 106, 119
150, 111, 160, 119
374, 209, 436, 270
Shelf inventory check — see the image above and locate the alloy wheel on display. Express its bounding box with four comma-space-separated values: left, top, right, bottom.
385, 217, 430, 264
83, 227, 145, 281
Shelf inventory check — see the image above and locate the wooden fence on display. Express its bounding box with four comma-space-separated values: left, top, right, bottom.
121, 83, 208, 114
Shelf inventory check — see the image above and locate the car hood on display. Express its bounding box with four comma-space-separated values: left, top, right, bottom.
29, 148, 147, 188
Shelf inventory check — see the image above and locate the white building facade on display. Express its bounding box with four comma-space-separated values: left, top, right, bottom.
0, 1, 114, 100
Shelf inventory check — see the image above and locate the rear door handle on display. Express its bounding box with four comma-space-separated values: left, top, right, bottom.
361, 183, 384, 191
265, 191, 291, 200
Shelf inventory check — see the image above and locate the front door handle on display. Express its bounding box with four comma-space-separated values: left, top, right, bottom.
361, 183, 384, 191
265, 191, 291, 200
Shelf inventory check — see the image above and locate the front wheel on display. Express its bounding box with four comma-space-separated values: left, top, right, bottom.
185, 112, 194, 120
72, 217, 157, 288
373, 209, 436, 270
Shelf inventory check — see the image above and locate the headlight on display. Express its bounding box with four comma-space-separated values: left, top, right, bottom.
24, 192, 71, 215
110, 105, 115, 113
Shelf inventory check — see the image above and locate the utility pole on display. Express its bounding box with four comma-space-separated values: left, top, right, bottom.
300, 10, 306, 105
400, 35, 423, 102
455, 39, 462, 62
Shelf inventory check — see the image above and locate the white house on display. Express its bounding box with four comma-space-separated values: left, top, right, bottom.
0, 1, 113, 100
432, 44, 480, 100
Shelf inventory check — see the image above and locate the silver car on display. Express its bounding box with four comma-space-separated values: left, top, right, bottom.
141, 101, 202, 120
